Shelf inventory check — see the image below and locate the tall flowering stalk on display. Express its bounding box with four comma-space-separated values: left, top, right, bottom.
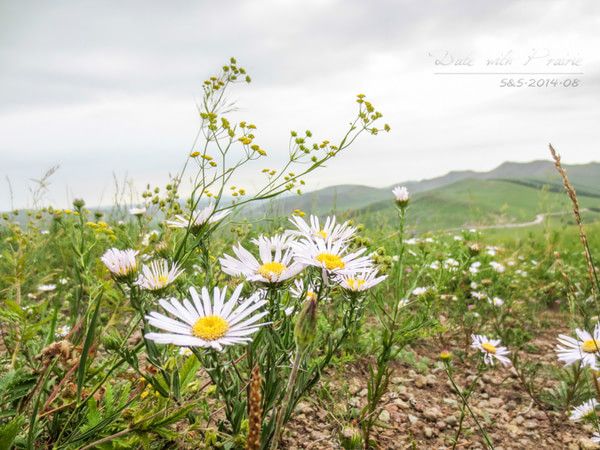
359, 187, 429, 448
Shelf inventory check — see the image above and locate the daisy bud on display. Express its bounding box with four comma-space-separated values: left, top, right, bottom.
294, 296, 318, 351
72, 198, 86, 210
392, 186, 409, 208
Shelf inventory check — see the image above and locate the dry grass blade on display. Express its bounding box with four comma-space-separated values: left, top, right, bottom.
549, 143, 600, 299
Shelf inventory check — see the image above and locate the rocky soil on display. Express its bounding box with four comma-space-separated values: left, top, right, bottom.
281, 319, 598, 449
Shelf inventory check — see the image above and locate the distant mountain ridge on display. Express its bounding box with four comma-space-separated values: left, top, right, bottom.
253, 160, 600, 217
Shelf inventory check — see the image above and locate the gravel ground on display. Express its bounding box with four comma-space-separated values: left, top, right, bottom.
281, 318, 599, 449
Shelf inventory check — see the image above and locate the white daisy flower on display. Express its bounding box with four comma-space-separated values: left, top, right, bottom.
145, 285, 268, 351
289, 215, 356, 245
471, 291, 487, 300
444, 258, 459, 269
129, 207, 147, 216
251, 233, 295, 252
290, 279, 319, 302
556, 324, 600, 369
38, 284, 57, 292
412, 286, 428, 296
486, 246, 498, 256
290, 238, 372, 276
55, 325, 71, 338
220, 237, 304, 284
490, 261, 505, 273
166, 202, 229, 233
101, 248, 138, 281
489, 297, 504, 307
137, 259, 183, 291
392, 186, 409, 204
338, 268, 387, 292
569, 399, 599, 422
471, 334, 511, 366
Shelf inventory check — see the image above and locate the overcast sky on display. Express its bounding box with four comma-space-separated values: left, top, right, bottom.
1, 0, 599, 209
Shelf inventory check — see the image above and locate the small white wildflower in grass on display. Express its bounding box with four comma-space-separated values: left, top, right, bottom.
507, 260, 516, 266
392, 186, 409, 206
338, 268, 387, 292
444, 258, 459, 268
145, 285, 267, 351
556, 324, 600, 369
129, 207, 147, 216
101, 248, 138, 281
569, 399, 598, 422
469, 262, 481, 274
137, 259, 183, 291
412, 287, 428, 297
40, 230, 49, 235
404, 238, 418, 245
453, 235, 463, 241
490, 261, 505, 273
179, 347, 193, 357
38, 284, 57, 292
289, 215, 355, 244
471, 291, 487, 300
489, 297, 504, 307
486, 246, 498, 256
471, 334, 511, 366
27, 293, 37, 300
291, 239, 372, 276
166, 202, 229, 232
58, 278, 68, 285
424, 237, 434, 243
429, 261, 440, 270
220, 237, 304, 284
56, 325, 71, 338
470, 282, 479, 289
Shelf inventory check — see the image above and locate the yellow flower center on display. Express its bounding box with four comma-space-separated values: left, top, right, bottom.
316, 229, 328, 239
258, 262, 287, 280
306, 290, 317, 301
316, 253, 345, 271
347, 278, 366, 290
155, 274, 169, 286
481, 342, 497, 354
582, 339, 600, 353
192, 316, 229, 341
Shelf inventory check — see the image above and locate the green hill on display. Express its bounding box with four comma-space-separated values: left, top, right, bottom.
352, 178, 600, 232
248, 160, 600, 223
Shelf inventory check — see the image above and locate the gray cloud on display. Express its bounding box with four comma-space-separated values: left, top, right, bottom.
1, 0, 599, 209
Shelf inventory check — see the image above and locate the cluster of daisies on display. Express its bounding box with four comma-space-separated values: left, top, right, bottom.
100, 208, 388, 352
556, 323, 600, 442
